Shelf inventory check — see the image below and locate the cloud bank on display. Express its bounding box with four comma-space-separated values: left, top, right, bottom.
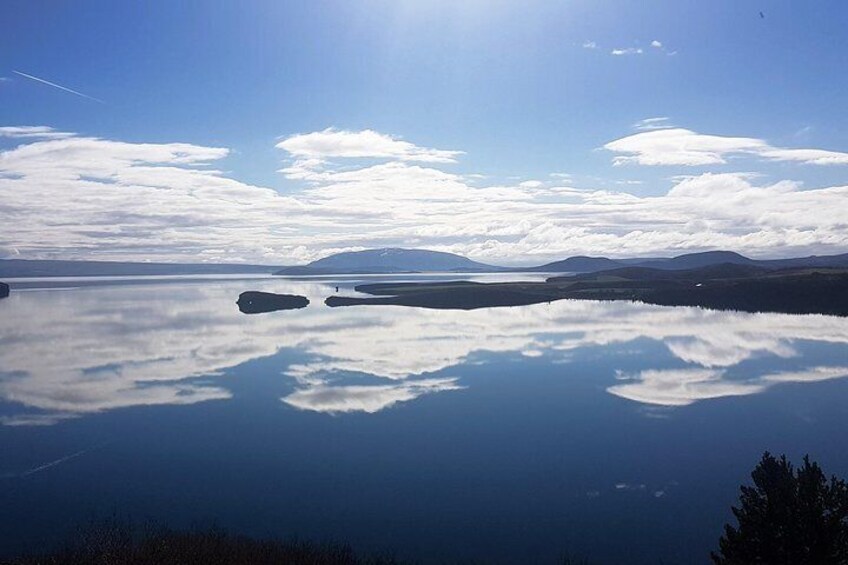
1, 125, 847, 264
605, 128, 848, 166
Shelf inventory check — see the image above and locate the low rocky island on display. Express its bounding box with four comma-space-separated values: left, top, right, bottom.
0, 281, 9, 299
326, 283, 558, 310
236, 291, 309, 314
325, 264, 848, 316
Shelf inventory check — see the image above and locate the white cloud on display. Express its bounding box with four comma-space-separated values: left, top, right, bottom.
651, 40, 663, 48
608, 368, 765, 406
276, 128, 462, 163
604, 127, 848, 166
605, 128, 765, 166
611, 47, 643, 56
0, 125, 74, 139
633, 117, 673, 131
1, 125, 848, 265
283, 378, 464, 414
759, 148, 848, 165
609, 366, 848, 407
582, 41, 598, 49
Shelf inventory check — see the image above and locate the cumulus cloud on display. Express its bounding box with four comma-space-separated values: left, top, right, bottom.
651, 40, 663, 48
276, 128, 462, 163
0, 132, 313, 263
605, 128, 766, 166
604, 127, 848, 166
1, 125, 848, 265
582, 41, 598, 49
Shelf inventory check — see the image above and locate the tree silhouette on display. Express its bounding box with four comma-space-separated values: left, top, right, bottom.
713, 452, 848, 564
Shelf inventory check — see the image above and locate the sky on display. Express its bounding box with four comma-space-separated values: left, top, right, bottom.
1, 0, 847, 265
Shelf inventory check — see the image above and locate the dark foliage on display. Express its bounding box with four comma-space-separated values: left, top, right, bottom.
643, 271, 848, 316
712, 452, 848, 564
326, 266, 848, 316
2, 520, 405, 565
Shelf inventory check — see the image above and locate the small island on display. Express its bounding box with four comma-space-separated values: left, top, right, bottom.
236, 291, 309, 314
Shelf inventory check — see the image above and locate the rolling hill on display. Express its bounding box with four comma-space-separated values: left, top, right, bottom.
275, 248, 503, 275
526, 255, 624, 273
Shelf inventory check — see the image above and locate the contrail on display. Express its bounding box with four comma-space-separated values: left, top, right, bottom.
12, 70, 105, 104
1, 442, 108, 480
18, 448, 92, 477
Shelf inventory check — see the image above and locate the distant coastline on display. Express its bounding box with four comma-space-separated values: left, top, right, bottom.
326, 263, 848, 317
3, 248, 847, 279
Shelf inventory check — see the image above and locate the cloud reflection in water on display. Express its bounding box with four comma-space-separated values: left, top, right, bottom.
1, 279, 847, 423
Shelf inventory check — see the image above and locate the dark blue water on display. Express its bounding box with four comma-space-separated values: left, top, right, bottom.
1, 277, 847, 564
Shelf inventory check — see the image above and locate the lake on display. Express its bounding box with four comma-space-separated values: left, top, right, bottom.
1, 275, 847, 564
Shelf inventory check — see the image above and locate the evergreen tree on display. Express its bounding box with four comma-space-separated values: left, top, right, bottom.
713, 452, 848, 564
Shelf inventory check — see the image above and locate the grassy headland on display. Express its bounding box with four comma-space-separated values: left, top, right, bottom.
325, 264, 848, 316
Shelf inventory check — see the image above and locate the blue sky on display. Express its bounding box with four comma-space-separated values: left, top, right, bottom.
2, 0, 848, 264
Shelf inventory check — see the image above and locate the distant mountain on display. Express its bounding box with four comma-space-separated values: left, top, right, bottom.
759, 253, 848, 270
633, 251, 757, 270
5, 249, 847, 279
632, 250, 848, 271
561, 262, 772, 283
0, 259, 282, 278
275, 248, 502, 275
527, 256, 623, 273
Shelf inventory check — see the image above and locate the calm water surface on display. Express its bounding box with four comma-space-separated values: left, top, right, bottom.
1, 276, 847, 564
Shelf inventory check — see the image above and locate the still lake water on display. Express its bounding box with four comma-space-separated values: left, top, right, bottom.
1, 275, 847, 564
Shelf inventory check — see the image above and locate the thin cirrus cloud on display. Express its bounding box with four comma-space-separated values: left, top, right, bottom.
633, 117, 673, 131
0, 125, 75, 139
604, 127, 848, 166
2, 124, 848, 265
